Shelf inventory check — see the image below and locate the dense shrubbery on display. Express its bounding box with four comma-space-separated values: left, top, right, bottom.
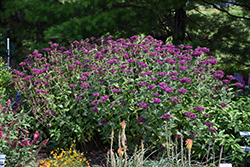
0, 92, 49, 167
0, 57, 13, 100
7, 35, 250, 166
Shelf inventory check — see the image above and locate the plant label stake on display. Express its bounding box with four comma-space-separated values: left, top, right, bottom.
0, 154, 6, 167
6, 28, 10, 67
239, 131, 250, 167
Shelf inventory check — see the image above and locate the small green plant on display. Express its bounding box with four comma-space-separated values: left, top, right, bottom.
0, 57, 13, 100
0, 90, 49, 167
39, 140, 90, 167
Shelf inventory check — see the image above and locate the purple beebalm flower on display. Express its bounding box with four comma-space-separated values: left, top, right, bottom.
223, 79, 230, 84
169, 71, 178, 75
220, 103, 227, 108
44, 81, 50, 85
101, 95, 110, 100
205, 122, 214, 127
158, 72, 167, 76
130, 89, 137, 93
153, 93, 161, 97
139, 102, 150, 108
161, 146, 166, 150
101, 120, 107, 125
178, 88, 187, 94
138, 82, 147, 86
152, 98, 161, 103
235, 82, 244, 88
70, 84, 75, 88
194, 106, 205, 112
137, 116, 146, 122
171, 97, 180, 103
179, 77, 191, 83
147, 85, 156, 89
185, 112, 196, 119
93, 93, 99, 97
120, 100, 126, 105
209, 128, 217, 133
226, 75, 235, 80
45, 110, 51, 115
112, 88, 121, 93
169, 76, 177, 80
93, 107, 98, 113
166, 87, 174, 93
174, 135, 181, 138
162, 113, 171, 119
180, 66, 188, 71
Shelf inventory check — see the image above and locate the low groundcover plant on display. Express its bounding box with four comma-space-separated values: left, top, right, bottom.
9, 35, 250, 165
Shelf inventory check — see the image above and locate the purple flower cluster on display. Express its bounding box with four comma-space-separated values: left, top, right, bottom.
179, 77, 191, 83
162, 113, 171, 119
205, 122, 214, 127
178, 88, 187, 94
184, 112, 196, 119
139, 102, 150, 108
152, 98, 161, 103
138, 116, 146, 122
194, 106, 205, 112
171, 97, 180, 103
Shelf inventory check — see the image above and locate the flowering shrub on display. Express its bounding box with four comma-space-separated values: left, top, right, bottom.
0, 92, 49, 166
10, 35, 240, 158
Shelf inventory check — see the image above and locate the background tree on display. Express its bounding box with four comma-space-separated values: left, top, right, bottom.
0, 0, 250, 76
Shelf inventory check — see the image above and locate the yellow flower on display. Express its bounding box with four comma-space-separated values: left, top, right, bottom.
185, 139, 193, 149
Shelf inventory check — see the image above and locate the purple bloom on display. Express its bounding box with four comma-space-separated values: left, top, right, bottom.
112, 88, 121, 93
139, 102, 150, 108
178, 88, 187, 94
120, 100, 126, 105
152, 98, 161, 103
180, 66, 188, 71
70, 84, 75, 88
158, 72, 167, 76
184, 112, 196, 119
235, 82, 244, 88
169, 71, 178, 75
226, 75, 235, 80
130, 89, 137, 93
194, 106, 205, 112
101, 120, 107, 125
161, 146, 166, 150
220, 103, 227, 108
174, 135, 181, 138
45, 110, 51, 115
162, 113, 171, 119
92, 107, 98, 113
209, 128, 217, 133
93, 93, 100, 97
223, 79, 230, 84
147, 85, 156, 89
138, 82, 147, 86
153, 93, 161, 97
91, 100, 98, 105
166, 87, 174, 93
101, 95, 110, 100
169, 76, 177, 80
171, 97, 180, 103
137, 116, 146, 122
205, 122, 214, 127
179, 77, 191, 83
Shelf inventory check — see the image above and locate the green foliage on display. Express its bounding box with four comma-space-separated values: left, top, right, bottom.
0, 57, 13, 101
0, 92, 49, 167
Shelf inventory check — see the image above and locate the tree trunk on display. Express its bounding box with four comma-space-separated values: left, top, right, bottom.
173, 7, 186, 45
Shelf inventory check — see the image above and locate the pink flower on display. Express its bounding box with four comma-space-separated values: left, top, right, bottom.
43, 138, 49, 146
33, 131, 39, 140
23, 139, 31, 146
0, 131, 3, 137
7, 99, 11, 106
